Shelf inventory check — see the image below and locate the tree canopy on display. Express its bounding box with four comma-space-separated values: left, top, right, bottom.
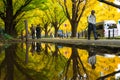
0, 0, 120, 38
0, 0, 48, 37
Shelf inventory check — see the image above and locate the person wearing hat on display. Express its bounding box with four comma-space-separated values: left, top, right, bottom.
87, 10, 98, 40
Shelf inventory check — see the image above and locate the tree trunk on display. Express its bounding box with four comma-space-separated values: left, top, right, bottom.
45, 31, 48, 37
5, 44, 17, 80
52, 23, 59, 37
72, 47, 78, 80
54, 27, 58, 37
71, 22, 78, 37
5, 21, 17, 37
44, 24, 49, 37
4, 0, 17, 37
45, 28, 48, 37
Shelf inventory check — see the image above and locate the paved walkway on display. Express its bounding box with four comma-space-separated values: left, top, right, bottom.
8, 38, 120, 47
27, 38, 120, 47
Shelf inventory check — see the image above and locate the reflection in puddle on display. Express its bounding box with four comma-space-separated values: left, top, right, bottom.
88, 46, 96, 69
0, 42, 120, 80
104, 54, 116, 58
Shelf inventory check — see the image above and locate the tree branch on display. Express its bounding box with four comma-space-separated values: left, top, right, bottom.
0, 11, 5, 20
77, 0, 87, 23
75, 0, 84, 20
13, 0, 32, 20
64, 0, 71, 21
13, 13, 25, 27
97, 70, 120, 80
98, 0, 120, 9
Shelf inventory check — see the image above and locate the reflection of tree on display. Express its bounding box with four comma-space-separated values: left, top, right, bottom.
39, 43, 67, 80
0, 43, 34, 80
0, 43, 67, 80
59, 43, 120, 55
52, 44, 59, 57
63, 46, 88, 80
44, 43, 49, 55
4, 44, 15, 80
25, 42, 30, 64
45, 43, 66, 63
0, 45, 5, 77
97, 70, 120, 80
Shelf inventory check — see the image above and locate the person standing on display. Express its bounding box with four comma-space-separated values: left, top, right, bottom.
36, 24, 41, 39
30, 24, 35, 39
87, 10, 98, 40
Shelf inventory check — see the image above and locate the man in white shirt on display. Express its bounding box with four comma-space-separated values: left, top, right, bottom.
87, 10, 98, 40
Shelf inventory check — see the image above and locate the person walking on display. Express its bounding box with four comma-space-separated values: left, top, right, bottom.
87, 10, 98, 40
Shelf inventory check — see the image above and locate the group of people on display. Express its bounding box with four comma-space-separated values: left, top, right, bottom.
30, 42, 41, 56
30, 24, 41, 39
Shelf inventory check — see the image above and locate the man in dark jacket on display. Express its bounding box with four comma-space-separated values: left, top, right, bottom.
36, 24, 41, 39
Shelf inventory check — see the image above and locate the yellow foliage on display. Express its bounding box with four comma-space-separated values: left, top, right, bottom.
59, 47, 72, 58
60, 20, 71, 33
23, 42, 120, 79
22, 0, 120, 34
77, 0, 120, 32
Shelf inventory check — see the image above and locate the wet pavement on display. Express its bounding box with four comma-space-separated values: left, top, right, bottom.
1, 39, 120, 80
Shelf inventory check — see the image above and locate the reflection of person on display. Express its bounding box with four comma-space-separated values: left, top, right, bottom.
30, 42, 36, 56
87, 10, 98, 40
88, 46, 96, 69
36, 43, 40, 53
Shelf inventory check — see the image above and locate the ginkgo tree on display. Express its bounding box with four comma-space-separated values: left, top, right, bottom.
39, 11, 51, 37
45, 0, 67, 37
25, 8, 52, 37
78, 0, 119, 33
57, 0, 88, 37
0, 0, 47, 37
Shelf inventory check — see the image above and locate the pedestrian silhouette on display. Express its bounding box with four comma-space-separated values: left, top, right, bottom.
36, 43, 41, 53
87, 10, 98, 40
30, 42, 36, 56
30, 24, 35, 39
88, 46, 96, 69
36, 24, 41, 39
